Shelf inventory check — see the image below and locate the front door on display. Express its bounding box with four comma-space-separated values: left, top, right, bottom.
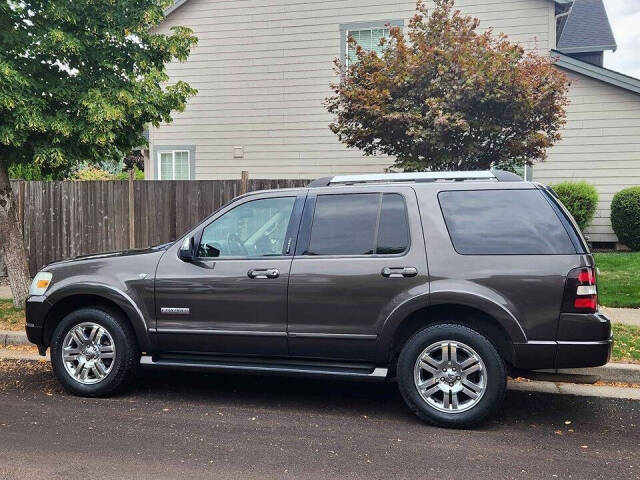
154, 193, 304, 356
287, 186, 428, 361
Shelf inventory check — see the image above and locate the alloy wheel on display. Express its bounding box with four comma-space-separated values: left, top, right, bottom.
413, 340, 487, 413
61, 322, 116, 385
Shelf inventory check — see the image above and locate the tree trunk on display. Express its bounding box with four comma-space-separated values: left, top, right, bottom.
0, 162, 30, 308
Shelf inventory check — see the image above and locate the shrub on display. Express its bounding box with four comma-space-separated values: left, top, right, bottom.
611, 187, 640, 251
8, 163, 54, 180
553, 181, 599, 231
113, 166, 144, 180
72, 166, 115, 180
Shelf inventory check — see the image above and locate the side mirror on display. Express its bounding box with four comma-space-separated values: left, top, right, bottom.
179, 236, 195, 262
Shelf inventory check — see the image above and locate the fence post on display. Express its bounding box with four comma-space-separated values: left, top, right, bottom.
240, 170, 249, 194
17, 181, 25, 236
128, 169, 135, 249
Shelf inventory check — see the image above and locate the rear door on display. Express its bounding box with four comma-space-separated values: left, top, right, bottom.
287, 186, 428, 361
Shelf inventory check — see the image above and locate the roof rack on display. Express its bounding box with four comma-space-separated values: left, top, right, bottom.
308, 170, 522, 187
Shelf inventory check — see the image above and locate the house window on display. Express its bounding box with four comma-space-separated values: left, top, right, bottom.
340, 20, 403, 68
346, 27, 390, 66
157, 150, 190, 180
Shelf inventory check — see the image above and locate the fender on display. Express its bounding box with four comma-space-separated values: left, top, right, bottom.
376, 284, 527, 362
44, 282, 153, 351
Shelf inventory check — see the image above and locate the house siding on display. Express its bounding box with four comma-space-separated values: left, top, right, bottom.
148, 0, 555, 180
533, 70, 640, 244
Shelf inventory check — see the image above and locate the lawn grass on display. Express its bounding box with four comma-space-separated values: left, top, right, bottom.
612, 323, 640, 364
593, 252, 640, 308
0, 299, 25, 332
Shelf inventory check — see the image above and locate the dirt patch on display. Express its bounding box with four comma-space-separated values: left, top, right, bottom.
3, 344, 39, 354
593, 380, 640, 389
0, 359, 59, 395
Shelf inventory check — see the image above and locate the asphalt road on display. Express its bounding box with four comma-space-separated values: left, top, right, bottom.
1, 359, 639, 480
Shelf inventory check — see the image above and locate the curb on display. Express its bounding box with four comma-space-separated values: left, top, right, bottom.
508, 380, 640, 401
554, 363, 640, 384
2, 330, 639, 384
0, 330, 31, 347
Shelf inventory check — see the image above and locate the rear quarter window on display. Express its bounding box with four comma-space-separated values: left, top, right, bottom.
438, 189, 577, 255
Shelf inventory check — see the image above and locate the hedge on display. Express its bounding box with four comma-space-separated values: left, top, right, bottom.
611, 187, 640, 251
553, 181, 599, 231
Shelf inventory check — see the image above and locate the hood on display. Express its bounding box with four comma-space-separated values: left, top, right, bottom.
44, 243, 172, 270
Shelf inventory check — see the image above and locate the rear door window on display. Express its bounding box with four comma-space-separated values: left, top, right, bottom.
306, 193, 409, 256
377, 193, 410, 254
438, 189, 576, 255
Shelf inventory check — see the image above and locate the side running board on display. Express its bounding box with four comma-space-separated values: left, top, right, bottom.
140, 355, 388, 381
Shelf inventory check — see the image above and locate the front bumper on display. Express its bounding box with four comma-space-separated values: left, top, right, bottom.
512, 312, 612, 370
25, 295, 52, 351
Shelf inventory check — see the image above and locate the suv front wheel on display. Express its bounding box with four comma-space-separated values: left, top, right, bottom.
397, 323, 506, 428
50, 307, 140, 397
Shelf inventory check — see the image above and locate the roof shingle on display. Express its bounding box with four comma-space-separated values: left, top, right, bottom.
556, 0, 617, 54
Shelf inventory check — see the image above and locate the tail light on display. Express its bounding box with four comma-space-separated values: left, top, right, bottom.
561, 267, 598, 313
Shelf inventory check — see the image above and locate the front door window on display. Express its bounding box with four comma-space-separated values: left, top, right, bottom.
198, 197, 296, 258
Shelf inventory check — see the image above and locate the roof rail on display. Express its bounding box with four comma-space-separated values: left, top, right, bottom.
308, 170, 522, 187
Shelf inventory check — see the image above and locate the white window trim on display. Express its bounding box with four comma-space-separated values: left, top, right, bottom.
345, 27, 390, 69
339, 20, 404, 68
157, 150, 190, 180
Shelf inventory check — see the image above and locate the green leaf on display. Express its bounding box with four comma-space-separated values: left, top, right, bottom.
0, 0, 197, 172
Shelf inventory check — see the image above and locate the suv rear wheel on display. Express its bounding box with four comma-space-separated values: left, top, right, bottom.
397, 323, 506, 428
50, 307, 140, 397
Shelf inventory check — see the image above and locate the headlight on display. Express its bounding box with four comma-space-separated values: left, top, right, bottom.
29, 272, 53, 296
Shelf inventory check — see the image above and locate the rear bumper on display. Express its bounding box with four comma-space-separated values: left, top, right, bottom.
555, 336, 612, 368
512, 312, 612, 370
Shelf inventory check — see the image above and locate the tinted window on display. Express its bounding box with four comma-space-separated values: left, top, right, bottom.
376, 194, 409, 254
438, 190, 576, 255
198, 197, 295, 258
307, 194, 378, 255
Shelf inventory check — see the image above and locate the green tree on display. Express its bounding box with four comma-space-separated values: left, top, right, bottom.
0, 0, 197, 307
326, 0, 569, 172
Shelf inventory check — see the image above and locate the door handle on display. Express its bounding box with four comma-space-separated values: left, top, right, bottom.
248, 268, 280, 279
381, 267, 418, 278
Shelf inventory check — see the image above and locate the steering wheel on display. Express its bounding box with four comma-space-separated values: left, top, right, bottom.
226, 232, 248, 256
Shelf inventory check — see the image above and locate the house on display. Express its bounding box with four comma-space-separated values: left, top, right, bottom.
147, 0, 640, 247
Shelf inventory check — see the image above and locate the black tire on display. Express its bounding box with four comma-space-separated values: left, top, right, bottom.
50, 307, 140, 397
396, 323, 506, 428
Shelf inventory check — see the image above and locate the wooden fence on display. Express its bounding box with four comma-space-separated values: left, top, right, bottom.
3, 175, 309, 276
